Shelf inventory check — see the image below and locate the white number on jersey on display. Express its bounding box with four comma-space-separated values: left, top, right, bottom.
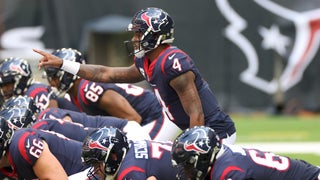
115, 83, 144, 96
29, 138, 44, 158
150, 141, 172, 159
172, 58, 182, 71
154, 88, 174, 120
85, 82, 104, 102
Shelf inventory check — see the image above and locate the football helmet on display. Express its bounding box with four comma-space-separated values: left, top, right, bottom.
43, 48, 85, 97
126, 7, 174, 58
82, 127, 129, 179
171, 126, 221, 180
0, 57, 33, 97
0, 95, 39, 129
0, 118, 14, 159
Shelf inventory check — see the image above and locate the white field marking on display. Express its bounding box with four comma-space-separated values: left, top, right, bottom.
237, 142, 320, 155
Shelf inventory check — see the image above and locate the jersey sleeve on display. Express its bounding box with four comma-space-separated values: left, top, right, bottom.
162, 51, 194, 81
80, 81, 108, 105
10, 131, 45, 166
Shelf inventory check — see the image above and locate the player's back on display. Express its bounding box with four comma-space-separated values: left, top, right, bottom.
77, 80, 162, 125
37, 108, 128, 129
32, 118, 95, 142
117, 140, 181, 179
8, 128, 89, 179
211, 144, 320, 180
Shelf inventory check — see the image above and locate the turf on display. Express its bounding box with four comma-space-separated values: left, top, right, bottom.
232, 114, 320, 142
278, 153, 320, 166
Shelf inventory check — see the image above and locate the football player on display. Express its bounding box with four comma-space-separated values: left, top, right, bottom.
41, 48, 181, 141
82, 126, 186, 180
0, 57, 74, 111
0, 118, 90, 179
35, 7, 236, 144
37, 107, 151, 141
1, 95, 151, 141
171, 126, 320, 180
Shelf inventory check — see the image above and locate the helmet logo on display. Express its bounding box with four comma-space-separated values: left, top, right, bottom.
9, 63, 28, 76
141, 12, 166, 32
88, 140, 108, 151
183, 129, 211, 154
12, 96, 28, 106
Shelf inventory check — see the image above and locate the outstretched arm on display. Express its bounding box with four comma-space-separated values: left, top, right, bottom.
33, 49, 144, 83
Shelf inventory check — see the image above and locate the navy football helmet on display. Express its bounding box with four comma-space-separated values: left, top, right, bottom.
126, 7, 174, 57
0, 118, 14, 159
171, 126, 221, 180
82, 127, 129, 179
0, 95, 40, 129
0, 57, 33, 97
43, 48, 85, 97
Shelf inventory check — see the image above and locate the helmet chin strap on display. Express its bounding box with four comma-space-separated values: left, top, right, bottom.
134, 49, 145, 58
134, 35, 163, 58
0, 89, 5, 97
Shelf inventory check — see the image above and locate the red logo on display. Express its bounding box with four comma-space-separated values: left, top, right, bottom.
88, 141, 108, 151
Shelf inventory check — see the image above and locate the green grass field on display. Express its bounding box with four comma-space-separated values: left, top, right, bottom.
231, 113, 320, 165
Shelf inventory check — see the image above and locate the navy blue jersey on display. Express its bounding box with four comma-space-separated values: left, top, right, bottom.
25, 82, 57, 110
32, 119, 95, 142
56, 96, 80, 112
134, 45, 235, 138
210, 144, 320, 180
117, 140, 182, 179
75, 80, 162, 125
37, 108, 128, 129
7, 128, 89, 179
38, 108, 166, 140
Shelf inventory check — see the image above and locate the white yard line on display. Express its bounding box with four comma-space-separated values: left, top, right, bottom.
237, 142, 320, 155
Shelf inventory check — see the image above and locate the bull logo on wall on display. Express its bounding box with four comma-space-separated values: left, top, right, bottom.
216, 0, 320, 94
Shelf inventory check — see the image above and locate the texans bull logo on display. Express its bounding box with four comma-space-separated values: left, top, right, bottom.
216, 0, 320, 94
141, 11, 167, 33
183, 128, 211, 154
88, 128, 111, 151
9, 62, 30, 76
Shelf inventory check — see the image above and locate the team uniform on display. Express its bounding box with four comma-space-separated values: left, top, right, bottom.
76, 80, 160, 124
24, 82, 57, 110
56, 94, 80, 112
1, 128, 89, 179
38, 107, 127, 128
211, 144, 320, 180
72, 80, 180, 140
37, 107, 151, 140
135, 45, 236, 142
116, 140, 183, 179
31, 118, 95, 142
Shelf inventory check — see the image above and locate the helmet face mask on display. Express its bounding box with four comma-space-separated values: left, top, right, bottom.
0, 119, 14, 160
171, 126, 221, 180
126, 7, 174, 58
